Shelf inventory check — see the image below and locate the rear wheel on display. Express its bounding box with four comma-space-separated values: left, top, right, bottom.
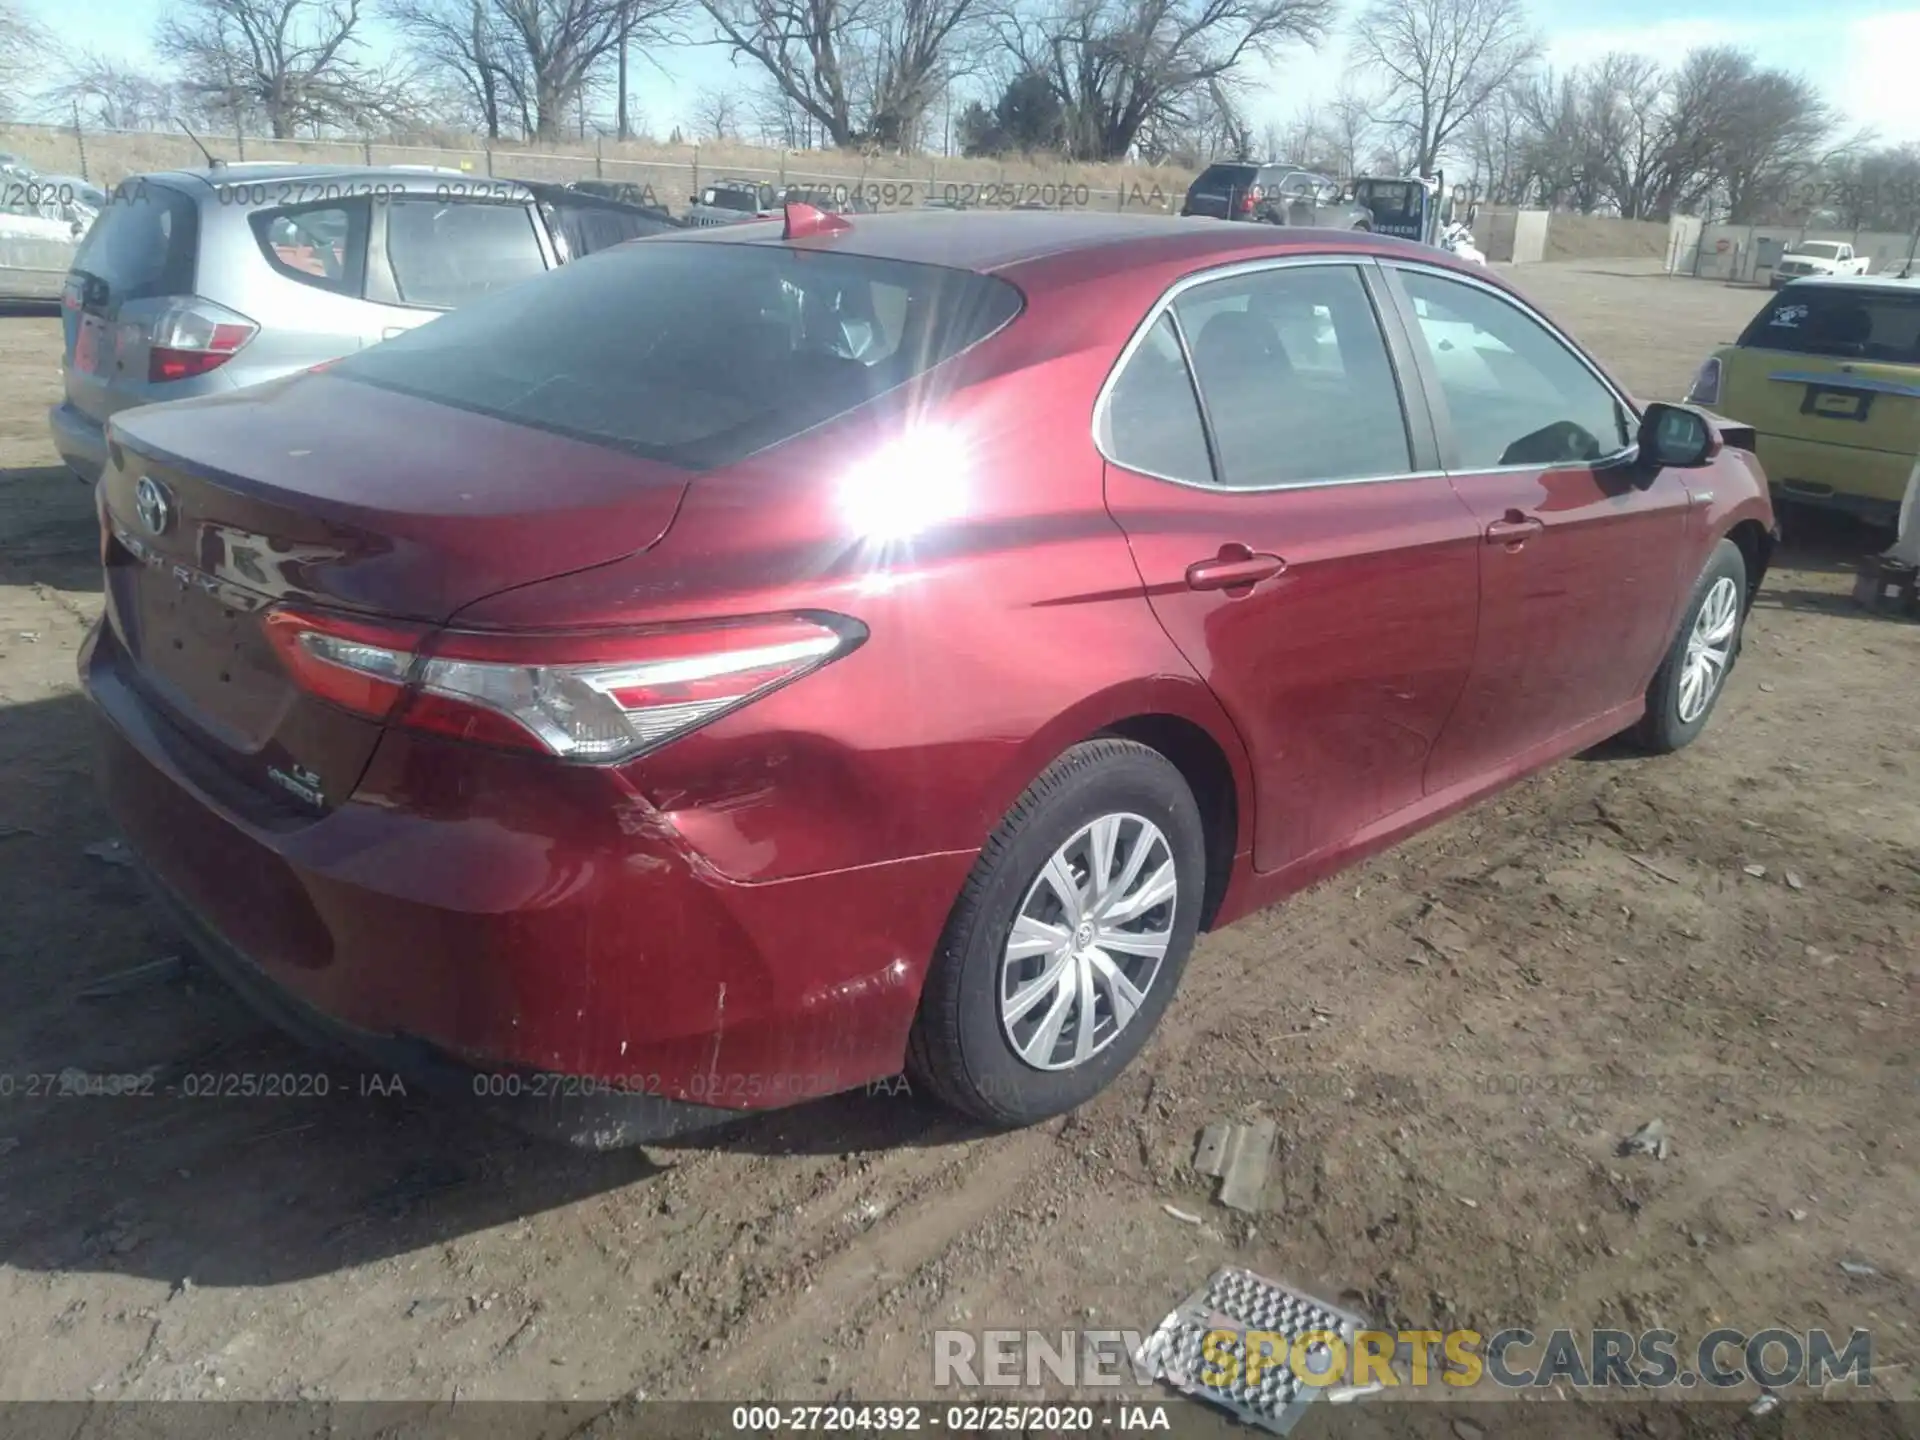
1634, 539, 1748, 753
907, 740, 1205, 1127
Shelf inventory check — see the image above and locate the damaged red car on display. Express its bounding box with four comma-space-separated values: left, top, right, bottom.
81, 207, 1776, 1145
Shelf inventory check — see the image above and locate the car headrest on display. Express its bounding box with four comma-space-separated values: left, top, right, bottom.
1192, 310, 1280, 383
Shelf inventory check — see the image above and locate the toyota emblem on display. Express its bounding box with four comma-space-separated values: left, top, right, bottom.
134, 475, 173, 535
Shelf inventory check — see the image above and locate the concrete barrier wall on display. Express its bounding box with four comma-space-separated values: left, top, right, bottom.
1513, 211, 1549, 264
1543, 214, 1668, 262
1474, 208, 1520, 262
1471, 208, 1670, 263
1681, 225, 1919, 281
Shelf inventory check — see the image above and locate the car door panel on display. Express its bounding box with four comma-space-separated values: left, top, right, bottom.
1098, 259, 1481, 875
1380, 264, 1693, 794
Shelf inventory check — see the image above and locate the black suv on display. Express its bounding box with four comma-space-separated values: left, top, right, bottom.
1180, 163, 1373, 230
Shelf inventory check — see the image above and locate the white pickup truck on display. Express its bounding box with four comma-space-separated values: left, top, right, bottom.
1771, 240, 1872, 288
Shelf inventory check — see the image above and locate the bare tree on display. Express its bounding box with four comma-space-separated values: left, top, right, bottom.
390, 0, 682, 140
1461, 79, 1523, 200
693, 82, 743, 137
1715, 60, 1831, 222
1347, 0, 1537, 175
702, 0, 982, 150
1324, 83, 1373, 178
1, 0, 56, 120
748, 78, 817, 146
388, 0, 513, 136
998, 0, 1333, 162
158, 0, 415, 137
1586, 52, 1665, 218
49, 51, 177, 130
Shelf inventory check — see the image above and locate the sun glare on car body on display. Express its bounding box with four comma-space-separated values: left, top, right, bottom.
837, 426, 971, 544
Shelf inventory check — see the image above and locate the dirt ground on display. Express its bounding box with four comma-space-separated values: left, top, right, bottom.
0, 262, 1914, 1432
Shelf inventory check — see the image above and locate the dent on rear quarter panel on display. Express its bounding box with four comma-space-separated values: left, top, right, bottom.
439, 323, 1243, 885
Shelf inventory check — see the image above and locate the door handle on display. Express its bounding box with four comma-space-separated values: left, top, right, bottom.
1185, 544, 1288, 591
1484, 511, 1544, 546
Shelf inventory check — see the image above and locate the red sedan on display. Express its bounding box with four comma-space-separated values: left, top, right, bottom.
81, 207, 1776, 1144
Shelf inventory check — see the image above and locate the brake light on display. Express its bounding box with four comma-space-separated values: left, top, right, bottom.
1687, 356, 1722, 406
147, 296, 258, 382
1239, 188, 1258, 214
263, 607, 864, 762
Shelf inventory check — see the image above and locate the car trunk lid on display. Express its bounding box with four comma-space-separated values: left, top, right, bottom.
98, 373, 691, 812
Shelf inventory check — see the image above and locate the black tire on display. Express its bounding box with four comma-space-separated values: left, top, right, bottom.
906, 739, 1206, 1127
1633, 538, 1748, 753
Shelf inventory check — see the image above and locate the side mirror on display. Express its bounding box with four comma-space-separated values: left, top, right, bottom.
1639, 402, 1717, 469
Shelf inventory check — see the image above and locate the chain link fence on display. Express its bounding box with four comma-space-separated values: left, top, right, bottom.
2, 119, 1190, 217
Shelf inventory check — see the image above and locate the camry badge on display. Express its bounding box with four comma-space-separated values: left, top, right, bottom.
134, 475, 173, 536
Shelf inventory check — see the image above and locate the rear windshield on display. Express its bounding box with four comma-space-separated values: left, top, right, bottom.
69, 181, 199, 301
1355, 181, 1419, 216
1193, 165, 1259, 190
330, 240, 1024, 469
1739, 286, 1920, 362
1792, 242, 1844, 260
704, 187, 764, 212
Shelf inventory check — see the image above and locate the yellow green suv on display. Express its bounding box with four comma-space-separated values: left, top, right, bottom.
1688, 274, 1920, 528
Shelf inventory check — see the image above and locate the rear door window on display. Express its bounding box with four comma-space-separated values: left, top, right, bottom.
69, 181, 199, 303
383, 198, 547, 309
251, 201, 368, 294
1739, 287, 1920, 362
1174, 264, 1412, 487
330, 240, 1023, 470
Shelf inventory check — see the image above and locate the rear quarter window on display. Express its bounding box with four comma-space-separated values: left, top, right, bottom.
69, 181, 199, 300
330, 240, 1023, 470
1739, 288, 1920, 362
250, 200, 368, 295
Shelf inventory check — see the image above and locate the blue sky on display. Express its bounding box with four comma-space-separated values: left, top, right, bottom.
31, 0, 1911, 147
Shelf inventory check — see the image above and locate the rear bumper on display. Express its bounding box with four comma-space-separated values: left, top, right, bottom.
1756, 431, 1912, 525
80, 618, 973, 1143
138, 862, 737, 1147
48, 400, 107, 484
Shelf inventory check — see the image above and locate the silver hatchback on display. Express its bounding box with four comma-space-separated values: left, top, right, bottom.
52, 164, 669, 484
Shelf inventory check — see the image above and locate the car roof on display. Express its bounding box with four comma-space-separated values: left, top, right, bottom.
1784, 272, 1920, 292
663, 209, 1446, 278
130, 163, 495, 193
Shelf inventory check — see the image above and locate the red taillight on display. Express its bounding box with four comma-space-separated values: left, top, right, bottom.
263, 607, 864, 762
1239, 187, 1259, 213
146, 297, 258, 383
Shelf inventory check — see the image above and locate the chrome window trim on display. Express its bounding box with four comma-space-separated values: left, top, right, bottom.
1092, 253, 1431, 495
